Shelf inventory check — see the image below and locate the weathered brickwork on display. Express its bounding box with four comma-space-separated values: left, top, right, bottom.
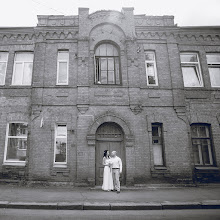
0, 8, 219, 185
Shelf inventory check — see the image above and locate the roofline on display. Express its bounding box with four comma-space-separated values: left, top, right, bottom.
179, 26, 220, 29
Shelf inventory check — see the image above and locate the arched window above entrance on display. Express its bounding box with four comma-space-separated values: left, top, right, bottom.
94, 43, 121, 85
96, 122, 123, 141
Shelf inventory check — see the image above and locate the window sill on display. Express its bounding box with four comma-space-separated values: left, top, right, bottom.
195, 166, 219, 170
3, 162, 26, 167
184, 87, 205, 90
154, 166, 167, 170
9, 85, 32, 88
56, 84, 69, 86
53, 164, 67, 168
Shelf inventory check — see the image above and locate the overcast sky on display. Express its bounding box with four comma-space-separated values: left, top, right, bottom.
1, 0, 220, 27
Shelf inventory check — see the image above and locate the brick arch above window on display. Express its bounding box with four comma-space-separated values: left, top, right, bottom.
89, 23, 126, 50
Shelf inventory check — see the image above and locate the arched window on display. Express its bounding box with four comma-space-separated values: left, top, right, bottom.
95, 43, 120, 85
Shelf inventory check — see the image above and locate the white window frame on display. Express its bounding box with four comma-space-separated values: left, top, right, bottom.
0, 52, 9, 86
54, 124, 67, 167
12, 52, 33, 86
152, 123, 165, 166
180, 52, 203, 87
56, 51, 69, 85
145, 51, 158, 86
206, 53, 220, 88
3, 122, 28, 166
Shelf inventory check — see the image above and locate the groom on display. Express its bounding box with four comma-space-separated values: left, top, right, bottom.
111, 151, 122, 193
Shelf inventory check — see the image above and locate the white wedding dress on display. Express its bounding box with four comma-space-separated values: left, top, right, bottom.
102, 158, 114, 191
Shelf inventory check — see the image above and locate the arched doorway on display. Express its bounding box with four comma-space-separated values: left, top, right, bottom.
95, 122, 126, 185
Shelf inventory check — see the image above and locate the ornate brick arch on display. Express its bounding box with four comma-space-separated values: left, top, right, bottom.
86, 112, 134, 147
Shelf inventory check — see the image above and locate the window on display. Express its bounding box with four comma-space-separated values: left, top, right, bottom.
95, 43, 120, 85
4, 123, 28, 164
191, 124, 214, 166
206, 54, 220, 87
0, 52, 9, 85
180, 53, 203, 87
145, 51, 158, 86
152, 123, 165, 166
57, 51, 69, 85
54, 125, 67, 166
12, 52, 33, 85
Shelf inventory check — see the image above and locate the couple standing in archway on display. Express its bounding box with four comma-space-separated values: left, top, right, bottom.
102, 150, 122, 193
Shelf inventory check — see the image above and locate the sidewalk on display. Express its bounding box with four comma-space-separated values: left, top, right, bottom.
0, 184, 220, 210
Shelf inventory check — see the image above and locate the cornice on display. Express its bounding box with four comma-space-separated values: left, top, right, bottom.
0, 30, 78, 42
136, 31, 220, 42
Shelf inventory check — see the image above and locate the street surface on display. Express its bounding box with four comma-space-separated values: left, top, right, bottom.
0, 209, 220, 220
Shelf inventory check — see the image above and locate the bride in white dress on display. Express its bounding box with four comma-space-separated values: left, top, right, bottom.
102, 150, 113, 191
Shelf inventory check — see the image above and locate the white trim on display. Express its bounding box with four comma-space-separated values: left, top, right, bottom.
0, 52, 9, 86
145, 51, 159, 86
180, 52, 204, 87
56, 51, 69, 85
11, 52, 33, 86
3, 122, 28, 165
206, 53, 220, 88
54, 124, 67, 166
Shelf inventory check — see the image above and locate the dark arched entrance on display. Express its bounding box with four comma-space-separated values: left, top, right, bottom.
95, 122, 126, 185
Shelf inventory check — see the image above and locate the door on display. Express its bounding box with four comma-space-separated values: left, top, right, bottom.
95, 122, 125, 185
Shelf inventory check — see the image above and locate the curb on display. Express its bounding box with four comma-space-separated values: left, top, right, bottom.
0, 201, 220, 210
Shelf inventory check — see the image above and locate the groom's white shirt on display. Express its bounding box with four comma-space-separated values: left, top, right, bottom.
111, 156, 122, 173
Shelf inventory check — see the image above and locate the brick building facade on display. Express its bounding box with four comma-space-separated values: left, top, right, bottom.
0, 8, 220, 185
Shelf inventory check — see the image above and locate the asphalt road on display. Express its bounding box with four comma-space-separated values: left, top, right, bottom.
0, 209, 220, 220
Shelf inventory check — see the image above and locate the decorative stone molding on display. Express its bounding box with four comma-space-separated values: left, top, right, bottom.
130, 104, 143, 115
135, 15, 175, 26
77, 104, 89, 114
0, 30, 78, 42
88, 10, 125, 23
37, 15, 79, 26
136, 31, 220, 42
174, 107, 189, 125
86, 111, 134, 147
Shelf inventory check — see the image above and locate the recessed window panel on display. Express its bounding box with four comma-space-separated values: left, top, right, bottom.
191, 124, 214, 166
145, 51, 158, 86
57, 51, 69, 85
95, 43, 120, 85
180, 53, 203, 87
0, 52, 8, 85
4, 123, 28, 164
54, 125, 67, 165
206, 54, 220, 87
12, 52, 33, 86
